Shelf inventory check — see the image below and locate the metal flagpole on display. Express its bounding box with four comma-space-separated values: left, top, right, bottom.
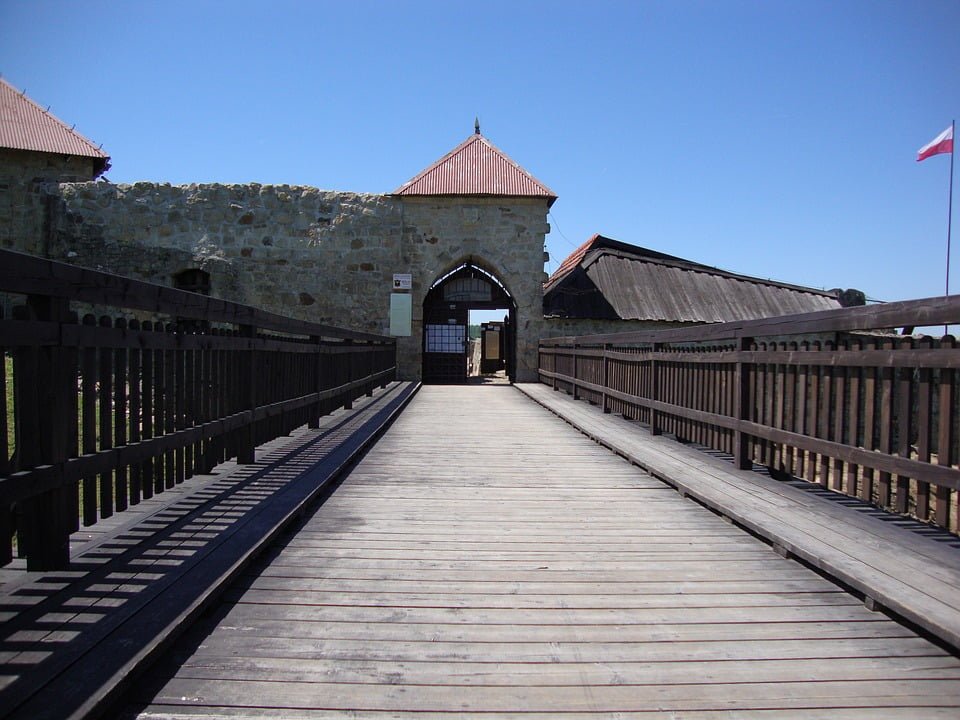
948, 119, 955, 296
946, 119, 955, 335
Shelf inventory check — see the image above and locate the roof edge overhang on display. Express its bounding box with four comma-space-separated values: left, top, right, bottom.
0, 146, 112, 179
390, 191, 557, 207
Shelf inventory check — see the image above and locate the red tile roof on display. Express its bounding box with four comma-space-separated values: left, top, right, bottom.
0, 78, 110, 173
393, 130, 556, 204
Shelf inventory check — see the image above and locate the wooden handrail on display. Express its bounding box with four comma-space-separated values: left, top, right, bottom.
542, 294, 960, 345
540, 299, 960, 534
0, 250, 397, 569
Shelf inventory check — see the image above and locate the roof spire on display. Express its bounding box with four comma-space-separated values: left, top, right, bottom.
474, 117, 480, 135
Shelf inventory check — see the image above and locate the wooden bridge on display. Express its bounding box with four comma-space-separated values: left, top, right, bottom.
2, 250, 960, 718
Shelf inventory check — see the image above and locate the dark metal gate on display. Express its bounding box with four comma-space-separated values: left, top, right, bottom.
421, 264, 516, 384
423, 303, 469, 383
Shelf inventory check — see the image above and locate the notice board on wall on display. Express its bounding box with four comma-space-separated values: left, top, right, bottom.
389, 292, 412, 336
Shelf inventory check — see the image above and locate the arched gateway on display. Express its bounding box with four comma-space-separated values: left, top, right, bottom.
392, 124, 557, 383
422, 263, 516, 383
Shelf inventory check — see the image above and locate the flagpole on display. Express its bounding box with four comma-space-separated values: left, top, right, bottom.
947, 119, 955, 335
948, 119, 955, 297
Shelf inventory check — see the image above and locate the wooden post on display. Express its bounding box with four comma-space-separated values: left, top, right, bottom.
16, 296, 74, 570
551, 347, 559, 391
343, 339, 354, 410
601, 344, 611, 414
366, 345, 375, 397
895, 338, 914, 514
650, 343, 663, 436
572, 345, 580, 400
309, 335, 322, 429
114, 317, 129, 511
237, 324, 257, 464
0, 331, 9, 566
382, 342, 393, 388
915, 337, 933, 522
935, 336, 956, 528
734, 336, 753, 470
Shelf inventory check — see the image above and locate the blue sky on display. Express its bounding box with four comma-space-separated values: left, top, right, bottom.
1, 0, 958, 305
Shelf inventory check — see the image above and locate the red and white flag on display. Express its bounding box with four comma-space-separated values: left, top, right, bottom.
917, 125, 954, 162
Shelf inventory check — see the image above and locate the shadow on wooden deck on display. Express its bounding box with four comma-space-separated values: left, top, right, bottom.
517, 382, 960, 654
0, 382, 418, 720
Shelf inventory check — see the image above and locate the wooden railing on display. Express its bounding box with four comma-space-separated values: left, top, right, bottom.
540, 296, 960, 534
0, 249, 396, 570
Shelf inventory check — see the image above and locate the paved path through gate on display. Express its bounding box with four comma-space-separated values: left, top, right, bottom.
126, 385, 960, 719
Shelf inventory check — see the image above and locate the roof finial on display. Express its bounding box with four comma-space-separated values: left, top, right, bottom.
474, 117, 480, 135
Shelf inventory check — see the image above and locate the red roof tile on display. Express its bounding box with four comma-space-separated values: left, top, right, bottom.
393, 130, 556, 204
0, 78, 110, 172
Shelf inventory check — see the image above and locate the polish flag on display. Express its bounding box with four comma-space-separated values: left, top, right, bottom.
917, 125, 954, 162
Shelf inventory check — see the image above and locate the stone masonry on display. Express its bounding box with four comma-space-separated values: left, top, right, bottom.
0, 148, 101, 256
42, 181, 551, 381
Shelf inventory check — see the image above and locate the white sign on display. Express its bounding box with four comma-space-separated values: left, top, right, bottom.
393, 273, 412, 290
389, 293, 412, 336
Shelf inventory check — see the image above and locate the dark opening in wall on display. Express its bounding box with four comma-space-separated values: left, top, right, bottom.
173, 268, 211, 295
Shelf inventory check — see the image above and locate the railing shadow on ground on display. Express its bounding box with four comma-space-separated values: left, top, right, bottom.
689, 439, 960, 549
0, 249, 397, 571
0, 382, 416, 720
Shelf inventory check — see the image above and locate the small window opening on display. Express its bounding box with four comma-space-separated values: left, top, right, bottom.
173, 268, 211, 295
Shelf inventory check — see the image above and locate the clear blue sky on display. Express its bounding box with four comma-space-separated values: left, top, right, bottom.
2, 0, 958, 304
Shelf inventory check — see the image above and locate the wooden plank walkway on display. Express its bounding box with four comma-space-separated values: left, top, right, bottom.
0, 381, 417, 720
123, 385, 960, 719
518, 382, 960, 650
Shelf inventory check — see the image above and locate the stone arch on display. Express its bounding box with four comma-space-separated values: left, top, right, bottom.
427, 254, 517, 299
421, 259, 517, 384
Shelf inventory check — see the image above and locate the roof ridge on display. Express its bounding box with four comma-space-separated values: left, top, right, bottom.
473, 133, 557, 197
392, 131, 556, 203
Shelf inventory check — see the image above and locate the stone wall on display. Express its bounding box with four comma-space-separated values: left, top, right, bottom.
398, 197, 549, 381
0, 148, 99, 255
44, 182, 550, 381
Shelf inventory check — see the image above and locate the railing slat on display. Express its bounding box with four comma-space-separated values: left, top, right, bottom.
0, 251, 396, 570
541, 297, 960, 534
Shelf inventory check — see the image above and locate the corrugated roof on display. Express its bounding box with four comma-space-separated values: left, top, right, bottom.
588, 254, 839, 322
547, 234, 598, 286
545, 234, 692, 292
0, 78, 110, 173
393, 130, 556, 205
545, 234, 841, 323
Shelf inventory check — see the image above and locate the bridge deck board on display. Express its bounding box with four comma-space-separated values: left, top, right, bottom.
518, 383, 960, 649
125, 385, 960, 719
0, 381, 417, 720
